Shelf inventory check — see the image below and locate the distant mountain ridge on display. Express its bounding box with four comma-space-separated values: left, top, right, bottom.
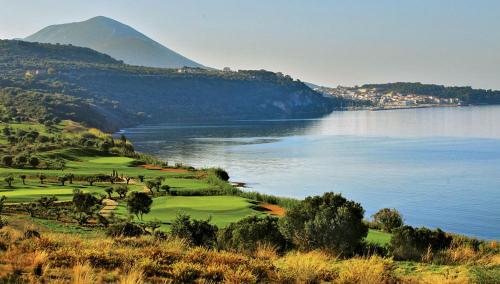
0, 40, 341, 131
25, 16, 205, 69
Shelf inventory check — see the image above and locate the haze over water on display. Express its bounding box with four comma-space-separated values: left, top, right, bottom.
120, 106, 500, 239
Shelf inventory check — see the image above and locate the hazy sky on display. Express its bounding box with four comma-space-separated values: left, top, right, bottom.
1, 0, 499, 89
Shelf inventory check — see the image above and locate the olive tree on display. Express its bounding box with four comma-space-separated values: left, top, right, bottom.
4, 176, 14, 187
280, 192, 368, 255
72, 189, 99, 225
127, 192, 152, 220
372, 208, 404, 233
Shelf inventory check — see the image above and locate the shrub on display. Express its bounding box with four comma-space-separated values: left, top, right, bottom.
170, 214, 218, 247
279, 192, 368, 255
213, 168, 230, 181
2, 155, 13, 167
218, 215, 288, 253
372, 208, 403, 233
389, 225, 452, 261
115, 185, 129, 199
24, 229, 41, 239
106, 222, 145, 237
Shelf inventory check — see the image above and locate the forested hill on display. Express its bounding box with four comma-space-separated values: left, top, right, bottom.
362, 82, 500, 104
0, 40, 340, 131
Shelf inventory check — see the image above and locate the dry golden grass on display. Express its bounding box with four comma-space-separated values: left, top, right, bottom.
118, 268, 144, 284
72, 262, 96, 284
0, 224, 498, 283
254, 242, 279, 260
335, 255, 395, 284
274, 250, 335, 283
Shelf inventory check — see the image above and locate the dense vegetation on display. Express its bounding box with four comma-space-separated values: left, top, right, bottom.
0, 40, 343, 131
362, 82, 500, 104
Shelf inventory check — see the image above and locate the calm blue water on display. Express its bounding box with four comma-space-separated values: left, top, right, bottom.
119, 106, 500, 240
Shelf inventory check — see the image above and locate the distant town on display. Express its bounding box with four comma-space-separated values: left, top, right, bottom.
315, 86, 462, 110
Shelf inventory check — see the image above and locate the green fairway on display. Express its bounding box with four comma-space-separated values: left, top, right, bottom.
87, 157, 135, 164
117, 195, 266, 228
366, 229, 392, 245
0, 183, 130, 203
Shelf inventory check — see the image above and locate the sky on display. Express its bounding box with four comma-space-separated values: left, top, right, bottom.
1, 0, 499, 89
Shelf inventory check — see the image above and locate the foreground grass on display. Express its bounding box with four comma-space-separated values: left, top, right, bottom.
0, 220, 497, 283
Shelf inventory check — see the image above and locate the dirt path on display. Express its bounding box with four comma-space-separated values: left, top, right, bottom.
100, 199, 118, 217
140, 164, 189, 173
260, 203, 286, 216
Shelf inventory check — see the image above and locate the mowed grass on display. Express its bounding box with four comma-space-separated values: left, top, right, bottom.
0, 182, 141, 203
366, 229, 392, 246
116, 196, 266, 228
87, 157, 135, 164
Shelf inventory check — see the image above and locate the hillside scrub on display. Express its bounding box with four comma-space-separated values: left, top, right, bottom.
0, 222, 498, 283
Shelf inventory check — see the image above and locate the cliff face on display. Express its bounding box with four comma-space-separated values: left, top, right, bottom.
0, 40, 337, 131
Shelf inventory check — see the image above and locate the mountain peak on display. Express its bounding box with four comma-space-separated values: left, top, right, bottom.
25, 16, 205, 69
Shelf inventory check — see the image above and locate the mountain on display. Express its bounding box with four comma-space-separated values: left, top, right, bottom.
0, 40, 341, 131
24, 16, 204, 69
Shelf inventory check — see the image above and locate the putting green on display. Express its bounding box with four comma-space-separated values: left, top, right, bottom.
117, 195, 266, 228
87, 157, 135, 164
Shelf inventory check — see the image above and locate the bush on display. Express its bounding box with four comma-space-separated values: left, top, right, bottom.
218, 215, 288, 253
170, 214, 218, 247
389, 225, 452, 261
212, 168, 230, 181
372, 208, 403, 233
106, 222, 145, 237
279, 192, 368, 255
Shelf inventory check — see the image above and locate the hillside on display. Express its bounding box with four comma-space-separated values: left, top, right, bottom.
25, 16, 204, 69
0, 40, 341, 131
362, 82, 500, 105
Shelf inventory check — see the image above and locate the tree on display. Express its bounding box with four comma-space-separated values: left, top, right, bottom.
160, 184, 171, 194
279, 192, 368, 255
72, 189, 99, 225
2, 156, 13, 167
115, 185, 129, 199
120, 134, 127, 144
87, 176, 96, 186
19, 175, 27, 185
65, 173, 75, 184
38, 174, 46, 184
4, 176, 14, 187
218, 215, 288, 252
127, 192, 152, 220
137, 175, 145, 182
29, 156, 40, 168
0, 195, 7, 214
154, 176, 165, 192
37, 195, 58, 209
15, 155, 28, 167
372, 208, 404, 233
145, 180, 156, 194
171, 214, 218, 247
125, 176, 132, 185
104, 187, 114, 199
58, 176, 68, 186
